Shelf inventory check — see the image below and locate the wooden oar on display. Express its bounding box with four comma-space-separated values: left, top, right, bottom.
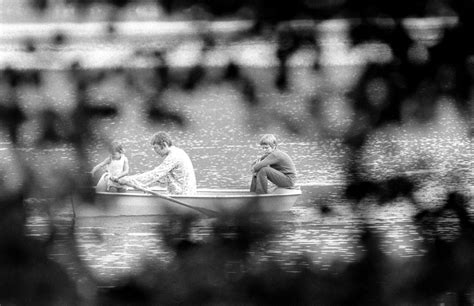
122, 181, 218, 218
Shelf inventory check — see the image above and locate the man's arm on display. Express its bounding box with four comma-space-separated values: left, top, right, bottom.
120, 153, 178, 186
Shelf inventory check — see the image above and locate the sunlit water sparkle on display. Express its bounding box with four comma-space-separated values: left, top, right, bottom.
0, 21, 470, 283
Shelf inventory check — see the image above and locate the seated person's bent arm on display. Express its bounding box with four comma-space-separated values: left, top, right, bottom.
253, 154, 279, 172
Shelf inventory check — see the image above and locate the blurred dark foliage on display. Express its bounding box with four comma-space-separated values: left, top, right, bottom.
0, 0, 471, 304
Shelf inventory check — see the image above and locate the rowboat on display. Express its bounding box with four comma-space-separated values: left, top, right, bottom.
72, 187, 302, 218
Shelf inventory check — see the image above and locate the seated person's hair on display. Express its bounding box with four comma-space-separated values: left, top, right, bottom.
259, 134, 277, 148
151, 132, 173, 147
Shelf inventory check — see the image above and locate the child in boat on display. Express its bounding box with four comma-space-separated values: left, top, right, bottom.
91, 141, 130, 192
250, 134, 297, 194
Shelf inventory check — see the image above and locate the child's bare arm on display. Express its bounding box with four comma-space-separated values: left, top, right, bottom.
91, 157, 110, 175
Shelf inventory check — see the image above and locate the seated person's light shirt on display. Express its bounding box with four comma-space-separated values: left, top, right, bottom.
128, 146, 196, 195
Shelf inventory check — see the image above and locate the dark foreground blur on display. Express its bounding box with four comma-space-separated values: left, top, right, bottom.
0, 0, 473, 305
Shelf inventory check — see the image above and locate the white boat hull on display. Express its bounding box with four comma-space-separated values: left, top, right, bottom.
72, 188, 302, 217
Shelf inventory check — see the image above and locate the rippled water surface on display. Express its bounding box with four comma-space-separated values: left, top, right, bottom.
26, 183, 472, 283
17, 66, 474, 283
0, 25, 470, 283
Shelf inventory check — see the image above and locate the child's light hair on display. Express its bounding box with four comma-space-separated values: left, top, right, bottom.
259, 134, 277, 148
110, 141, 125, 154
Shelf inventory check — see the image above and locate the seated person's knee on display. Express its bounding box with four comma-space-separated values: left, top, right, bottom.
256, 166, 270, 177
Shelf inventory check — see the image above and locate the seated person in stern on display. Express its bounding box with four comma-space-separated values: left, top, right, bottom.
250, 134, 297, 194
116, 132, 197, 195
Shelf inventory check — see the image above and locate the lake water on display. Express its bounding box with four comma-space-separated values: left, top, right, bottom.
0, 21, 472, 291
19, 66, 472, 285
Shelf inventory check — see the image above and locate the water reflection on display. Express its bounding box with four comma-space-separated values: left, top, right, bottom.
25, 184, 470, 283
74, 216, 171, 281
